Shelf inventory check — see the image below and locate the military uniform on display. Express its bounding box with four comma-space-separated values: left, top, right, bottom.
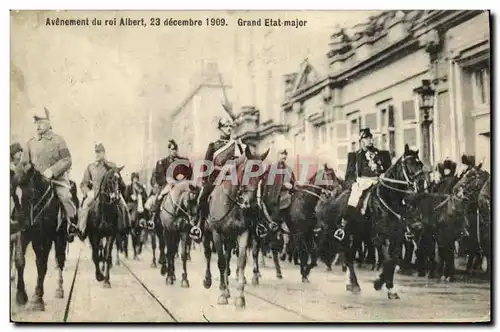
18, 130, 77, 225
432, 160, 458, 193
78, 144, 129, 236
196, 135, 244, 228
345, 130, 391, 215
125, 174, 148, 223
149, 154, 192, 219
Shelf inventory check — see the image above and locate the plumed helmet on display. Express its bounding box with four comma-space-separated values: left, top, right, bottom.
33, 106, 50, 122
359, 128, 373, 140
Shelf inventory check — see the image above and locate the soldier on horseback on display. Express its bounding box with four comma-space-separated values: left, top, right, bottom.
344, 128, 391, 219
77, 142, 130, 239
17, 107, 78, 241
149, 139, 192, 224
195, 117, 245, 240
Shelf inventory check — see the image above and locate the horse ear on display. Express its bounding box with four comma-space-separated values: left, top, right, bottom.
116, 166, 124, 173
260, 148, 270, 161
404, 144, 410, 154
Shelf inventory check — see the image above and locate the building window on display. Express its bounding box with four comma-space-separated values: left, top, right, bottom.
365, 113, 378, 131
402, 100, 416, 121
403, 128, 417, 148
472, 66, 490, 106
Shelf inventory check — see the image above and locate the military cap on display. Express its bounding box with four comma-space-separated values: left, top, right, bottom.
359, 128, 373, 140
461, 154, 475, 167
167, 139, 178, 151
278, 149, 288, 155
33, 106, 50, 122
95, 143, 106, 152
131, 172, 139, 181
217, 117, 233, 129
10, 142, 23, 159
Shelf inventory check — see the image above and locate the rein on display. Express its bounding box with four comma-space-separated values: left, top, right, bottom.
162, 191, 192, 220
30, 183, 55, 224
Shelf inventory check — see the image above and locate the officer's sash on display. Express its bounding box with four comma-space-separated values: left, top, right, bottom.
213, 140, 236, 167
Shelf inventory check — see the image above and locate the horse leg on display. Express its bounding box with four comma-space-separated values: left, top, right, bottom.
180, 232, 190, 288
114, 233, 121, 267
164, 230, 175, 285
271, 235, 283, 279
305, 234, 318, 278
376, 239, 400, 299
297, 234, 310, 283
30, 237, 52, 311
444, 241, 455, 282
103, 236, 115, 288
235, 230, 249, 308
202, 231, 213, 289
54, 228, 67, 299
213, 231, 229, 305
251, 238, 260, 285
151, 231, 158, 268
344, 235, 361, 293
15, 233, 28, 306
90, 235, 104, 282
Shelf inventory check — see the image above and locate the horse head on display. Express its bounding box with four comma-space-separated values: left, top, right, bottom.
383, 144, 425, 193
182, 182, 201, 221
237, 145, 270, 210
453, 164, 490, 203
100, 165, 125, 205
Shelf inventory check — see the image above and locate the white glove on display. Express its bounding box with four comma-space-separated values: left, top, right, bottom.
131, 194, 137, 201
42, 169, 53, 179
284, 182, 293, 190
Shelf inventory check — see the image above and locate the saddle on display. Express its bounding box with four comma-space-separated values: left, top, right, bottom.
352, 186, 374, 215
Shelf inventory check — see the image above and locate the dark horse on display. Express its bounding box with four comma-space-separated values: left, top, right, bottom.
87, 166, 126, 288
317, 145, 425, 299
287, 165, 342, 283
407, 164, 490, 281
476, 176, 491, 275
158, 181, 199, 286
202, 146, 269, 308
13, 165, 70, 311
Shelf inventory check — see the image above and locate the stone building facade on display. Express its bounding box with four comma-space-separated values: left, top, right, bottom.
235, 10, 490, 178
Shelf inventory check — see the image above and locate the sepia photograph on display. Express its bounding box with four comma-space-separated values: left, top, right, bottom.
9, 9, 491, 323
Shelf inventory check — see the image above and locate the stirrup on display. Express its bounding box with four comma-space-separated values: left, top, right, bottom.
256, 223, 268, 239
334, 228, 345, 241
405, 230, 414, 241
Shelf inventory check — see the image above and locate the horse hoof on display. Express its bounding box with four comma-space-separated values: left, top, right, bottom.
440, 275, 446, 282
203, 277, 212, 289
30, 299, 45, 311
370, 265, 376, 271
373, 278, 384, 291
302, 277, 309, 283
351, 285, 361, 293
166, 276, 174, 285
151, 262, 157, 268
96, 272, 105, 282
445, 276, 452, 283
346, 284, 353, 291
235, 296, 246, 308
326, 266, 332, 272
227, 268, 231, 277
181, 279, 190, 288
276, 272, 283, 279
55, 288, 64, 299
16, 290, 28, 306
417, 271, 426, 277
217, 295, 229, 305
251, 276, 259, 286
103, 281, 111, 288
160, 265, 167, 276
134, 256, 139, 261
388, 292, 400, 300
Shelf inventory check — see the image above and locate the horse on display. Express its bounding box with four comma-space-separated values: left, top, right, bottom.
12, 165, 70, 311
87, 166, 126, 288
158, 180, 199, 286
319, 144, 425, 299
286, 165, 342, 283
202, 146, 269, 308
408, 164, 490, 281
476, 176, 491, 275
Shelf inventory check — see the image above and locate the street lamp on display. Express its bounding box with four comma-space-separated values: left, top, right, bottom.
414, 79, 436, 168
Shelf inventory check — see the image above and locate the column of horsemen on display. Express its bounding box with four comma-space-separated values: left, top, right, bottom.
10, 106, 491, 284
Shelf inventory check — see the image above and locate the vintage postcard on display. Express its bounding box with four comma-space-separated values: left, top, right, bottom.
10, 10, 491, 323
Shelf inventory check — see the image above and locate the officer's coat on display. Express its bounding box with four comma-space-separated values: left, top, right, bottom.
80, 160, 117, 192
18, 130, 72, 180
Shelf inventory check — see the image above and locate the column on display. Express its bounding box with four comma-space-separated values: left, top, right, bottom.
448, 60, 457, 160
454, 61, 466, 160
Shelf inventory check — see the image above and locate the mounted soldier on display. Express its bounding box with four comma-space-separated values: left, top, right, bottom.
431, 159, 458, 193
149, 139, 193, 223
16, 107, 78, 240
125, 172, 148, 223
10, 142, 24, 232
344, 128, 392, 218
78, 143, 130, 239
457, 154, 476, 180
195, 117, 245, 239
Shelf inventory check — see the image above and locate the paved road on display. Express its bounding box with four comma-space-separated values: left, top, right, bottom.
10, 240, 491, 323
